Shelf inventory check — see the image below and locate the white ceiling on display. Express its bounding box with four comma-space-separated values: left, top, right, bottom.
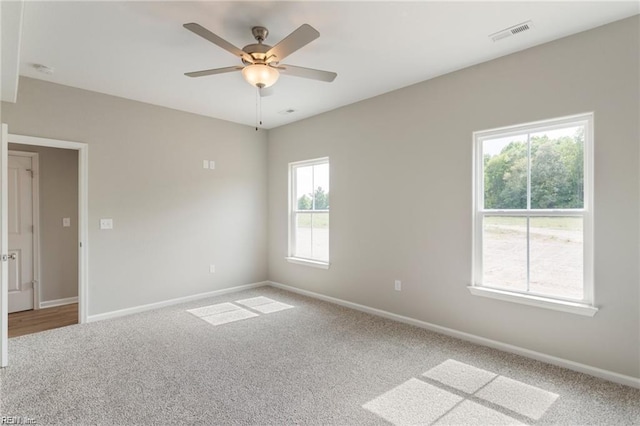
12, 1, 640, 129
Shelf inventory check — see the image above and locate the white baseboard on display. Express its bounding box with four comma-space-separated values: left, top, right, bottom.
268, 281, 640, 389
87, 281, 268, 323
39, 297, 78, 309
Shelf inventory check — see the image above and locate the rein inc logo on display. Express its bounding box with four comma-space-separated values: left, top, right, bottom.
1, 417, 36, 425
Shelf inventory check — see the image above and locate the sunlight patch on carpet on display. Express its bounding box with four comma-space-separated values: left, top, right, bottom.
187, 297, 294, 326
435, 400, 523, 425
475, 375, 559, 420
363, 378, 463, 425
235, 296, 294, 314
187, 302, 258, 326
234, 296, 275, 307
365, 359, 560, 424
422, 359, 497, 393
187, 302, 240, 317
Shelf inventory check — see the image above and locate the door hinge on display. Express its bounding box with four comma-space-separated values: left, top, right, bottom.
26, 168, 34, 178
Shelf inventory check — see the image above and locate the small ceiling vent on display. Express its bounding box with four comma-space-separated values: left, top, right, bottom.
489, 20, 534, 42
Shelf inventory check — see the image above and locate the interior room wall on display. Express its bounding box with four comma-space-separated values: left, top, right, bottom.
8, 143, 78, 304
267, 16, 640, 378
1, 78, 268, 315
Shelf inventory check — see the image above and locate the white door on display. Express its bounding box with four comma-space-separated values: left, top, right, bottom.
7, 153, 34, 313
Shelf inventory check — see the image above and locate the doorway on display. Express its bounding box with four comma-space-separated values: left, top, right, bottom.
7, 145, 81, 337
0, 132, 88, 367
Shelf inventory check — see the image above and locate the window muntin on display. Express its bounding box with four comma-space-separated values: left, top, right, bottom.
289, 158, 329, 264
473, 114, 593, 305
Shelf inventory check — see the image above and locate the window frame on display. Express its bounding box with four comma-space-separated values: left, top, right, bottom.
286, 157, 330, 269
470, 113, 597, 316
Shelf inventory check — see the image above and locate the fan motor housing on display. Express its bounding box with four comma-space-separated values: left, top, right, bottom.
242, 43, 273, 65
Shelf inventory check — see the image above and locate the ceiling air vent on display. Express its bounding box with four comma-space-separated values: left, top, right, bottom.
489, 20, 534, 42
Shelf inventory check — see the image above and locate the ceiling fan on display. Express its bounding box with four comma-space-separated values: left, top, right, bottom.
183, 23, 337, 90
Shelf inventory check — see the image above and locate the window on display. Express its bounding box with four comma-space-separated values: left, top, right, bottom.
287, 157, 330, 268
471, 114, 596, 316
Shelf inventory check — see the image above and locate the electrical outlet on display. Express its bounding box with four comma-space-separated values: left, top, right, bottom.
209, 264, 215, 273
394, 280, 401, 291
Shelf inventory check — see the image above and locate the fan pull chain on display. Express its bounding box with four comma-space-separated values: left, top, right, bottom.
255, 87, 259, 131
254, 86, 265, 131
259, 88, 263, 127
256, 86, 262, 132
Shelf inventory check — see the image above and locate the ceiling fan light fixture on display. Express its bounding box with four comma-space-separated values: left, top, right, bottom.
242, 64, 279, 88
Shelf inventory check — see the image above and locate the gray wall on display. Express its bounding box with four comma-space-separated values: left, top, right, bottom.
2, 78, 268, 315
267, 17, 640, 378
8, 143, 78, 303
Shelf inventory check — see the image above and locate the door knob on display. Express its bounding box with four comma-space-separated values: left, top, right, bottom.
8, 253, 16, 260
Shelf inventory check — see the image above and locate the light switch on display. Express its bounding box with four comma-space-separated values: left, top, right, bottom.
63, 217, 71, 227
100, 218, 113, 230
209, 160, 215, 170
203, 160, 209, 169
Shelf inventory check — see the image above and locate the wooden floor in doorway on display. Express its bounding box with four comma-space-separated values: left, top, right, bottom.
8, 304, 78, 338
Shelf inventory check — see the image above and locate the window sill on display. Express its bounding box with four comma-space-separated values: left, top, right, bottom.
285, 257, 330, 270
467, 286, 598, 317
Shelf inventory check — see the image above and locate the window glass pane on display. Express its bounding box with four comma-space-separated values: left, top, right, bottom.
483, 216, 527, 291
295, 165, 313, 210
482, 135, 528, 209
312, 213, 329, 262
530, 126, 584, 209
529, 216, 583, 299
313, 163, 330, 210
291, 159, 329, 263
294, 213, 312, 259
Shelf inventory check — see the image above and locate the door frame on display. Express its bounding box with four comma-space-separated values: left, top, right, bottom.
1, 124, 8, 367
8, 150, 41, 311
1, 133, 88, 367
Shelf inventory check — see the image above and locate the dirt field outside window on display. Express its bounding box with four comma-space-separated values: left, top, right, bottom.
483, 216, 583, 299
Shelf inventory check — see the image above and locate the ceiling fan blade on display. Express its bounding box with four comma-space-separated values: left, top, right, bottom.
185, 66, 243, 78
277, 64, 337, 82
184, 23, 254, 63
266, 24, 319, 63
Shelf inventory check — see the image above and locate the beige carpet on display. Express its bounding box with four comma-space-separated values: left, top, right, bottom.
1, 287, 639, 425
